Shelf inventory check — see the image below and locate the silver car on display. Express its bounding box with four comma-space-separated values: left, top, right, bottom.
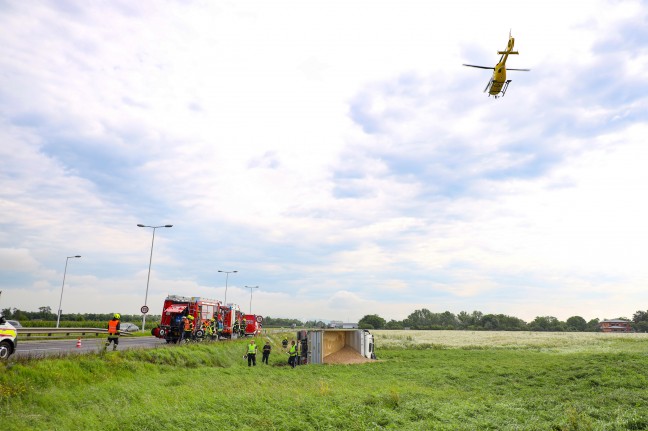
7, 320, 21, 328
120, 322, 139, 332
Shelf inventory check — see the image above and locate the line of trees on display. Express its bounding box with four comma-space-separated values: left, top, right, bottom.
357, 309, 648, 332
1, 306, 159, 324
6, 306, 648, 332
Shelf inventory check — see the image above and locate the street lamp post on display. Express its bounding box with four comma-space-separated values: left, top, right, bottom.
245, 285, 259, 314
56, 255, 81, 328
218, 270, 237, 305
138, 224, 173, 332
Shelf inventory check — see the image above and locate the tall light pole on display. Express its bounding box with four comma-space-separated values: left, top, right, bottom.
245, 285, 259, 314
138, 224, 173, 332
218, 270, 237, 305
56, 255, 81, 328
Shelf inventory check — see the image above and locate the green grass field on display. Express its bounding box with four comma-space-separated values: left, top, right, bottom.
2, 330, 648, 430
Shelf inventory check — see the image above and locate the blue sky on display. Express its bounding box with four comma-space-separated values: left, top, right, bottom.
1, 0, 648, 322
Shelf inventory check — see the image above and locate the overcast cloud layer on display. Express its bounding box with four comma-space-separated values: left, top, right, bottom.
1, 0, 647, 323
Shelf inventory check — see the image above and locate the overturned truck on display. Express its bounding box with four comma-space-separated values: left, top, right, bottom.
302, 329, 376, 365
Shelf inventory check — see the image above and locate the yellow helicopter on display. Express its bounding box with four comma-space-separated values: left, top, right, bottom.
463, 32, 530, 98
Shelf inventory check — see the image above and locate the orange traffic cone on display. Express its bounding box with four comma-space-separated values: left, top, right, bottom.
76, 338, 82, 348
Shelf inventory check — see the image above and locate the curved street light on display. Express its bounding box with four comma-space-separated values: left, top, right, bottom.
245, 285, 259, 314
138, 224, 173, 332
218, 270, 237, 305
56, 255, 81, 328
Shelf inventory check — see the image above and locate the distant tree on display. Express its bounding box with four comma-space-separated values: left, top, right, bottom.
495, 314, 527, 331
457, 311, 472, 328
385, 319, 404, 330
480, 314, 500, 330
11, 308, 29, 321
404, 309, 460, 330
632, 310, 648, 332
359, 314, 386, 330
633, 310, 648, 322
404, 309, 434, 329
528, 316, 566, 332
260, 316, 303, 327
586, 318, 600, 332
457, 311, 483, 328
439, 311, 458, 328
566, 316, 587, 332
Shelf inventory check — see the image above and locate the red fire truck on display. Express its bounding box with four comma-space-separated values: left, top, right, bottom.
152, 295, 264, 342
152, 295, 222, 343
219, 304, 253, 339
243, 314, 263, 336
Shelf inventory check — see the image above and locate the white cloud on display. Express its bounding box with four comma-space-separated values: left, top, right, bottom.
1, 0, 647, 324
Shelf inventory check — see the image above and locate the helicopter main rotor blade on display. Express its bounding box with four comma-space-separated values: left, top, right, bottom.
462, 64, 494, 70
507, 68, 531, 71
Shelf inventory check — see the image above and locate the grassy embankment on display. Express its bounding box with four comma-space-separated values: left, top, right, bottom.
2, 330, 648, 430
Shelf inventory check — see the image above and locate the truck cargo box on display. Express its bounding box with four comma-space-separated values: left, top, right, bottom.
305, 329, 375, 365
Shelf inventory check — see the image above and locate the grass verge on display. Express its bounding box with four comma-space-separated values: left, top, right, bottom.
2, 331, 648, 430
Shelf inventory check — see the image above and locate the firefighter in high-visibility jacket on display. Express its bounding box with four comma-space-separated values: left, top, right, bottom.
204, 318, 214, 338
182, 315, 194, 342
246, 339, 258, 367
104, 313, 121, 351
287, 340, 298, 368
209, 317, 218, 340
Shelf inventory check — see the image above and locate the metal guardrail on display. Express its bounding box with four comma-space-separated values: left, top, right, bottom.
17, 328, 133, 337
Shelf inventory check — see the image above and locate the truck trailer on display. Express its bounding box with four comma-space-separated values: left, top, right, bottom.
302, 329, 376, 365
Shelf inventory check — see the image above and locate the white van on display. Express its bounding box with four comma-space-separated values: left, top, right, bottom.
0, 315, 18, 359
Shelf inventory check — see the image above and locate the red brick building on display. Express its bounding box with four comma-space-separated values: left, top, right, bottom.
599, 319, 633, 333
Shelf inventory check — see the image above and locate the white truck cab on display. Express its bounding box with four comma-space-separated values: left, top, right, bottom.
0, 315, 18, 360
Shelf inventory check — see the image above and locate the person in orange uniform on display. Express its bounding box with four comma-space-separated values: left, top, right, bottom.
184, 315, 195, 342
104, 313, 121, 351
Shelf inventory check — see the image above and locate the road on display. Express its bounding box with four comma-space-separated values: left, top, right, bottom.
14, 336, 168, 358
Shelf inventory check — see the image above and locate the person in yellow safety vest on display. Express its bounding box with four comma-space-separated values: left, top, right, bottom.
287, 340, 297, 368
204, 319, 214, 338
104, 313, 121, 351
209, 318, 217, 340
246, 339, 258, 367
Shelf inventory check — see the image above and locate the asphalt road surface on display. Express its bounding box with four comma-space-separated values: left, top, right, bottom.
14, 336, 168, 358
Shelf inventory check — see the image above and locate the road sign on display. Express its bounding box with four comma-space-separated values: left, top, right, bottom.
141, 305, 149, 314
